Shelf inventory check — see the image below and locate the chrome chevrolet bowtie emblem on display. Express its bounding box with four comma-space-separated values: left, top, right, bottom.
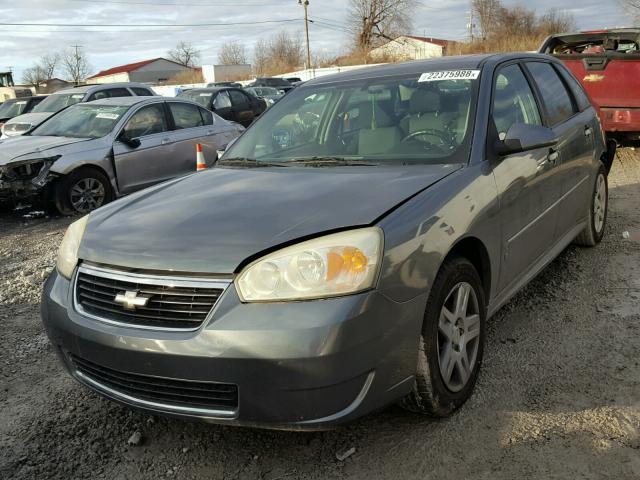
114, 291, 149, 310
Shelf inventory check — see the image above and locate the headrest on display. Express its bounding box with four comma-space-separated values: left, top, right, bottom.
359, 101, 395, 128
409, 89, 440, 114
584, 45, 606, 54
603, 38, 619, 51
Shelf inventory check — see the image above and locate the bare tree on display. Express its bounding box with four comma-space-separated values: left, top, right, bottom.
347, 0, 418, 54
619, 0, 640, 18
537, 9, 576, 36
253, 32, 304, 75
168, 41, 201, 67
62, 47, 91, 84
22, 65, 47, 89
39, 53, 60, 79
472, 0, 501, 40
218, 41, 248, 65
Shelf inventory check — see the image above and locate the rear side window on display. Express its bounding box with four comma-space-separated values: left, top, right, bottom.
199, 107, 214, 125
131, 87, 154, 96
555, 65, 591, 111
90, 88, 132, 101
229, 90, 250, 107
492, 64, 542, 137
169, 102, 205, 129
213, 91, 232, 109
525, 62, 576, 126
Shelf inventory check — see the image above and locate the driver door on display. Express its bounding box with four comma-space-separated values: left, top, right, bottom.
112, 103, 173, 194
490, 63, 563, 293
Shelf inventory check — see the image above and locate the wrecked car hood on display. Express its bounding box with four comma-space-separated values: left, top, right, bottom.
80, 164, 461, 274
0, 135, 90, 166
4, 112, 53, 127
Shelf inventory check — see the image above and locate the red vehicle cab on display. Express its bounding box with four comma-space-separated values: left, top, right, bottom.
540, 28, 640, 142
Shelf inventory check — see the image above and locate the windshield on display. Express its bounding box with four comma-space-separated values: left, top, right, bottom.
545, 32, 640, 55
31, 104, 129, 139
0, 100, 28, 118
179, 91, 212, 108
224, 72, 479, 166
260, 78, 290, 87
248, 87, 280, 97
32, 92, 85, 113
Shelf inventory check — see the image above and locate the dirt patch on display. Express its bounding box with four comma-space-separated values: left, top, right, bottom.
1, 151, 639, 480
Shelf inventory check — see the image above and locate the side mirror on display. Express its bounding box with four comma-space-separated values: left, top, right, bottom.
119, 132, 141, 149
495, 123, 557, 156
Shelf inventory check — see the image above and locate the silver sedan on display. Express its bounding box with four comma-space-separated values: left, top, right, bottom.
0, 96, 244, 214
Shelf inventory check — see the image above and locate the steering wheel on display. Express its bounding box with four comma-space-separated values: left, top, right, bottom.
401, 129, 450, 154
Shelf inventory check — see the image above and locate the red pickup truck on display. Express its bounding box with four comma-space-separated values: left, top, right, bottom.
540, 29, 640, 143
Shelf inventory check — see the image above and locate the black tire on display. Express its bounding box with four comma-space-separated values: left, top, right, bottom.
399, 256, 486, 417
574, 164, 608, 247
52, 167, 113, 215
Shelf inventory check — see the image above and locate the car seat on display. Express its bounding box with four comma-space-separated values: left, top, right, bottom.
401, 89, 453, 137
357, 101, 402, 155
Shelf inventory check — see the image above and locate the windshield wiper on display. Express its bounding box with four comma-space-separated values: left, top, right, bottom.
284, 156, 377, 167
216, 157, 285, 168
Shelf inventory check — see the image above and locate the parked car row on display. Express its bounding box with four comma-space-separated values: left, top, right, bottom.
0, 82, 244, 214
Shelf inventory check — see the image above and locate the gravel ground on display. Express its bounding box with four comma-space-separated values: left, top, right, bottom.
1, 150, 639, 480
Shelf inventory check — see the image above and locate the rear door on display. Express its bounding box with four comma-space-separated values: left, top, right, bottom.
228, 89, 255, 126
165, 101, 222, 171
112, 102, 174, 193
490, 63, 562, 293
524, 61, 594, 238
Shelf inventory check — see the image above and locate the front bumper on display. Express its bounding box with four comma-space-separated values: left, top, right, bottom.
41, 268, 426, 429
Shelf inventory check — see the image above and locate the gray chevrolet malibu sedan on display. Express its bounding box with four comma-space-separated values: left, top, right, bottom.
0, 96, 243, 213
42, 53, 614, 429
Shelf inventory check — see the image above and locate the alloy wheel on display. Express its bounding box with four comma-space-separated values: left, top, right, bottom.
437, 282, 481, 393
69, 178, 105, 213
593, 173, 606, 234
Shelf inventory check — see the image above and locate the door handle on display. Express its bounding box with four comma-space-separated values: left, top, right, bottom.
206, 130, 215, 135
161, 138, 171, 145
584, 126, 593, 137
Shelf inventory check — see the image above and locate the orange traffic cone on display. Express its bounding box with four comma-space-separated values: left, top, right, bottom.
196, 143, 206, 171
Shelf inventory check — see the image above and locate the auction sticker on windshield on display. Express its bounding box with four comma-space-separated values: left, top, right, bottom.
418, 70, 480, 82
95, 112, 120, 120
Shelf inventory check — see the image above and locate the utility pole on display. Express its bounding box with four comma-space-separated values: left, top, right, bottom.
298, 0, 311, 74
71, 45, 83, 85
466, 11, 476, 42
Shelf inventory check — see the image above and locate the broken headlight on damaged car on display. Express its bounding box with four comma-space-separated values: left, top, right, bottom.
0, 156, 60, 191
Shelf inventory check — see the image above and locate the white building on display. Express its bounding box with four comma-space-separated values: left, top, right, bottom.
87, 58, 192, 84
369, 36, 454, 61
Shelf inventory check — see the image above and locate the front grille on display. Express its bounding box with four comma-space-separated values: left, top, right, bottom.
71, 354, 238, 414
75, 265, 227, 330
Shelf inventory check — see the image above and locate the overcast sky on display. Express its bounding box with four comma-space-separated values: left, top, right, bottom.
0, 0, 631, 81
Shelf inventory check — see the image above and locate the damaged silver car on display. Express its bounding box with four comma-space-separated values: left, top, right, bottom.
0, 96, 244, 214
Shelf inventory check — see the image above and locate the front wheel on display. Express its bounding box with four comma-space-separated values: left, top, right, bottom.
53, 168, 113, 215
399, 256, 486, 417
574, 164, 608, 247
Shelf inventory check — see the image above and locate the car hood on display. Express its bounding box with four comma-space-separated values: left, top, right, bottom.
4, 112, 53, 126
0, 135, 92, 165
80, 164, 461, 274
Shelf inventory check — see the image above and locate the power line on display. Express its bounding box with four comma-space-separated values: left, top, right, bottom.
65, 0, 280, 6
0, 18, 300, 28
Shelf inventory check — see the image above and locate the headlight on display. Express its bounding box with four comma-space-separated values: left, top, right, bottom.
237, 228, 383, 302
56, 215, 89, 279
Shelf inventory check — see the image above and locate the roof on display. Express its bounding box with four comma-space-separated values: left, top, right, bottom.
87, 58, 187, 79
54, 82, 152, 95
304, 53, 548, 86
395, 35, 453, 47
85, 96, 160, 106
